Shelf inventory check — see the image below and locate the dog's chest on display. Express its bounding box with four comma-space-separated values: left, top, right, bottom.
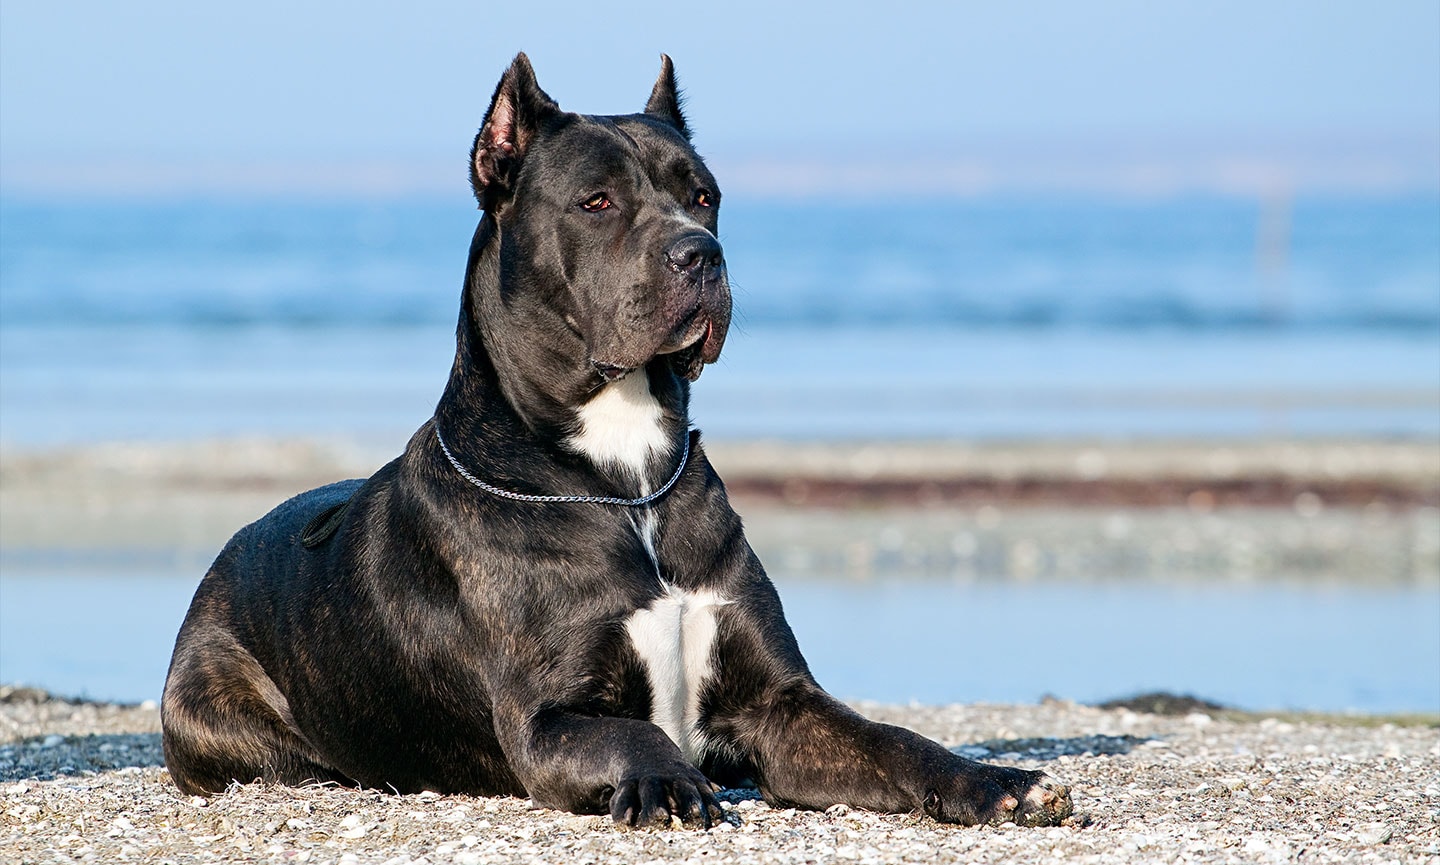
568, 372, 723, 761
621, 512, 726, 764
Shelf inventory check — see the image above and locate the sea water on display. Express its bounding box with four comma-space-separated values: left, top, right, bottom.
1, 569, 1436, 713
1, 195, 1437, 444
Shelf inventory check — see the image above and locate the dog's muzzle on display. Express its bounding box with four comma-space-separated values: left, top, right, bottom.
589, 231, 731, 384
663, 238, 730, 382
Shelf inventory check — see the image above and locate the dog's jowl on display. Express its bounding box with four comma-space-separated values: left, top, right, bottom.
161, 53, 1073, 829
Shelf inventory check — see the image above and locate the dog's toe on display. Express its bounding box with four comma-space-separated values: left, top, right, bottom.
609, 780, 641, 827
637, 777, 674, 827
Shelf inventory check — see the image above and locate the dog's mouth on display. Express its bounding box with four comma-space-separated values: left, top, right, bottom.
657, 308, 725, 381
591, 360, 633, 383
590, 315, 719, 384
657, 311, 709, 355
661, 320, 711, 382
589, 284, 731, 385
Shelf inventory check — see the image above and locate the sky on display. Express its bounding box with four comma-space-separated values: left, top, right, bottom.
2, 0, 1437, 197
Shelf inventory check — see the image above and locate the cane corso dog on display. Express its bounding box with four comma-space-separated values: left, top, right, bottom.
161, 53, 1072, 829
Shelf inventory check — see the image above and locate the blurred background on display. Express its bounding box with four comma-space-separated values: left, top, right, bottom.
1, 1, 1437, 714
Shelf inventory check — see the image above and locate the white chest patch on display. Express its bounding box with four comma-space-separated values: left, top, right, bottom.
625, 582, 728, 763
567, 371, 669, 483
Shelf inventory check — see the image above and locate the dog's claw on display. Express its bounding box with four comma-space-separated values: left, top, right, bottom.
609, 782, 639, 826
609, 773, 723, 830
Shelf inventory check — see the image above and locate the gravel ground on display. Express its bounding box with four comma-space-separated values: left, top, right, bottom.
2, 690, 1435, 864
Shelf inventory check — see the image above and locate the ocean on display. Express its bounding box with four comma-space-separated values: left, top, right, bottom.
2, 194, 1437, 445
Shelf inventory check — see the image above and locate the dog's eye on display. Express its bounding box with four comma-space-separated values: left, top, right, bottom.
693, 189, 715, 208
580, 194, 612, 213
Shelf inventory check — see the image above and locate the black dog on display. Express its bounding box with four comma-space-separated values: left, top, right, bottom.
161, 54, 1072, 829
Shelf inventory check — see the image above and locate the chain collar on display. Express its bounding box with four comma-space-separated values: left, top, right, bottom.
433, 421, 691, 506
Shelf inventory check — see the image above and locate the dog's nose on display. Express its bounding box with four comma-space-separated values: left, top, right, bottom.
665, 233, 724, 275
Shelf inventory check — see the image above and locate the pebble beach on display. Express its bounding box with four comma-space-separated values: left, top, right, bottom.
2, 688, 1437, 864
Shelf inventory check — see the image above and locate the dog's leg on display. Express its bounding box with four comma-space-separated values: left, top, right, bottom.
162, 618, 348, 795
737, 682, 1070, 825
492, 703, 724, 828
706, 589, 1072, 826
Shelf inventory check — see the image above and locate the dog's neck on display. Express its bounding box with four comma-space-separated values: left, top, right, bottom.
565, 369, 677, 486
433, 217, 691, 496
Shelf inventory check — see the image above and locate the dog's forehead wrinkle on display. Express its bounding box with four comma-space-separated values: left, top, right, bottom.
612, 112, 692, 149
605, 116, 642, 151
606, 115, 710, 185
523, 127, 637, 200
552, 119, 637, 159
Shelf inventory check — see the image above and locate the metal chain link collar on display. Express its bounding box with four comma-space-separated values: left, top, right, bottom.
433, 421, 691, 506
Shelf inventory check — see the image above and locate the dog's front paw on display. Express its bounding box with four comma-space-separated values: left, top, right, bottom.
608, 768, 724, 829
924, 763, 1072, 827
998, 771, 1072, 827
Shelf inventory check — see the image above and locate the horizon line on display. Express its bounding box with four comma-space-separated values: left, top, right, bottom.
2, 152, 1437, 200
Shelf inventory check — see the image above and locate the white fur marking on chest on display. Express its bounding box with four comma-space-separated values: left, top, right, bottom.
625, 583, 727, 763
635, 510, 661, 577
567, 371, 669, 481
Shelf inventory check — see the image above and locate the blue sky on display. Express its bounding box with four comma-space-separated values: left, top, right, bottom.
2, 0, 1436, 196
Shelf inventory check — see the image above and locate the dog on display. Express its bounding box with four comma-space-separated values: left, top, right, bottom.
161, 53, 1072, 829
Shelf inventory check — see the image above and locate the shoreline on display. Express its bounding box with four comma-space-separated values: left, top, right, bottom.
5, 436, 1436, 499
4, 436, 1437, 585
1, 689, 1435, 864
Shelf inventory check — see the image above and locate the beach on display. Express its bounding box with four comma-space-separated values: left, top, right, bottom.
4, 436, 1436, 574
2, 686, 1437, 864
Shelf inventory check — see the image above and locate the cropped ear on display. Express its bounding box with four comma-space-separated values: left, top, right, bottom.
470, 52, 560, 207
643, 54, 689, 140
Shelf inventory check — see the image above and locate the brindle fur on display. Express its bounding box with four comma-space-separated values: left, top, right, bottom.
161, 54, 1072, 829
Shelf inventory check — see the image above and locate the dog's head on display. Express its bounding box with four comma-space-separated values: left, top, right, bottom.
469, 53, 730, 384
